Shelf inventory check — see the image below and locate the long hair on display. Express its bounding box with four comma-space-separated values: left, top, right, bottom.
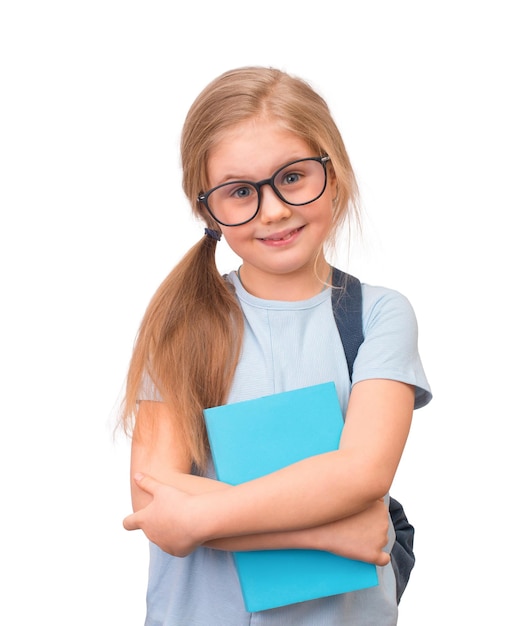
120, 67, 360, 471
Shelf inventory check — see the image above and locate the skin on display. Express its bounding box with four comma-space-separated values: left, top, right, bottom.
123, 118, 415, 567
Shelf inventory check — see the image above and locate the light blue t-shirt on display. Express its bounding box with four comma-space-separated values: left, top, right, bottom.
143, 271, 432, 626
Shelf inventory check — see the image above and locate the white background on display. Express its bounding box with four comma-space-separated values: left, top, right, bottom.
1, 1, 523, 624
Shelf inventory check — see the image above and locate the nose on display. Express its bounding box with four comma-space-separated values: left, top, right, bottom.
258, 184, 292, 224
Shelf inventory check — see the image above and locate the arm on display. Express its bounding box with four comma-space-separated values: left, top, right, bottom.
132, 470, 389, 564
192, 379, 413, 537
129, 401, 390, 563
125, 379, 413, 557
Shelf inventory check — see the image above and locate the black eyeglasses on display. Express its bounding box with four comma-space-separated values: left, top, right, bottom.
197, 156, 330, 227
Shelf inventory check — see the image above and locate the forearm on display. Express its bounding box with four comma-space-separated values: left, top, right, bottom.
132, 450, 374, 543
191, 380, 413, 544
126, 470, 391, 565
205, 498, 390, 566
171, 472, 231, 494
126, 381, 413, 561
205, 528, 312, 552
194, 449, 382, 543
158, 475, 320, 552
139, 465, 370, 548
134, 467, 383, 558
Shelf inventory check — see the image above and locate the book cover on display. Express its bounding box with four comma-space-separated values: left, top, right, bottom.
203, 382, 378, 612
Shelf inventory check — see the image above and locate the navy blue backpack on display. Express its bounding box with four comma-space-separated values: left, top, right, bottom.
331, 267, 415, 604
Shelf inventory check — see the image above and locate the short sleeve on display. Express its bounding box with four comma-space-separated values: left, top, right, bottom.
352, 285, 432, 410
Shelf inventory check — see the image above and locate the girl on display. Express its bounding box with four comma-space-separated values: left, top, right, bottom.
121, 66, 432, 625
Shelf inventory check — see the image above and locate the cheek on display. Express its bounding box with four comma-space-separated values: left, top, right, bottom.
221, 227, 250, 252
313, 201, 336, 240
313, 198, 335, 225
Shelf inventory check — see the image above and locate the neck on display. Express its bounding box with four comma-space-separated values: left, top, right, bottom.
237, 260, 332, 301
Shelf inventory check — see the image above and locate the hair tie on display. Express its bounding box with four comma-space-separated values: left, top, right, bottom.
204, 228, 222, 241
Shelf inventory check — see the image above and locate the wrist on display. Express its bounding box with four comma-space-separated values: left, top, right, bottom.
188, 491, 220, 544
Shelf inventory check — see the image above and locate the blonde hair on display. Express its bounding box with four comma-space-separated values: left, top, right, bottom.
121, 66, 360, 470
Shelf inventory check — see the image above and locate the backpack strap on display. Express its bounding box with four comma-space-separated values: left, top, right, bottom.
331, 267, 363, 383
330, 266, 415, 604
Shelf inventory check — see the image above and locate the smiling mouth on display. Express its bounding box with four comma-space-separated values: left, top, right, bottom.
259, 226, 304, 242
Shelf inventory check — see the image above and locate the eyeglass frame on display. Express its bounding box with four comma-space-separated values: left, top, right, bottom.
197, 155, 331, 227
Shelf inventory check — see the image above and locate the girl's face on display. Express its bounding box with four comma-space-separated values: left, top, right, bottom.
206, 118, 337, 298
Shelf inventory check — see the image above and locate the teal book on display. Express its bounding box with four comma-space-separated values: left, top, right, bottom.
203, 382, 378, 612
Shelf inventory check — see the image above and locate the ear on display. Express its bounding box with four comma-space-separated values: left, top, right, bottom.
328, 164, 338, 200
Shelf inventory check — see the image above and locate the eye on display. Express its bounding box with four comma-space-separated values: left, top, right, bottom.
230, 184, 255, 200
276, 167, 304, 188
282, 171, 301, 185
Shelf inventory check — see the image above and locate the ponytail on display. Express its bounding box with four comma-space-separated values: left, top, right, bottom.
121, 233, 244, 471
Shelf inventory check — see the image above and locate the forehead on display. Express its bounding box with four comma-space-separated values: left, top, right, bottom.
207, 118, 313, 183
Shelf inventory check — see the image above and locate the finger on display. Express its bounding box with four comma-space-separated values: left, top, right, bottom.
132, 472, 157, 495
123, 511, 141, 531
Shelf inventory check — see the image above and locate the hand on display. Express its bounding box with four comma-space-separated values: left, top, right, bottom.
123, 473, 202, 557
307, 499, 390, 566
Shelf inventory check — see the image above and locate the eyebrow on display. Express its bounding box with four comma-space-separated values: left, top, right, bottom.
213, 156, 314, 185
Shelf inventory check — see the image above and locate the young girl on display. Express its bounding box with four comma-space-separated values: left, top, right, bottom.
121, 66, 432, 625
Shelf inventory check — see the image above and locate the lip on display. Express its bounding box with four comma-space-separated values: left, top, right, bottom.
257, 225, 305, 246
